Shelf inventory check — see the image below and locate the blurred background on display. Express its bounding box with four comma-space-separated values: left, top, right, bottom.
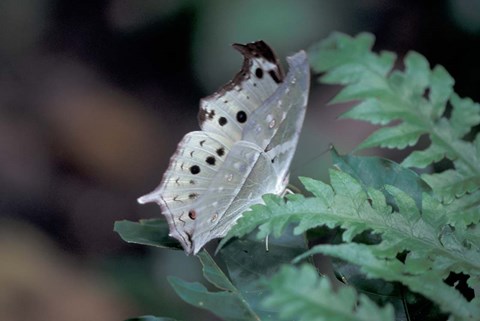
1, 1, 479, 320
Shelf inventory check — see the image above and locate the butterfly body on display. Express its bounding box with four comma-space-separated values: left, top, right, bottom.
138, 41, 310, 254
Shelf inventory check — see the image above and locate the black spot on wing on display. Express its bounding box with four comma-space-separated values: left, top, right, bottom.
206, 156, 216, 165
198, 41, 284, 119
219, 117, 227, 126
236, 111, 247, 123
190, 165, 200, 174
188, 193, 198, 200
198, 106, 215, 124
269, 70, 282, 84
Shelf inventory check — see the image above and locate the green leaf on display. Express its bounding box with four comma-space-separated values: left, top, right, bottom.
450, 94, 480, 138
340, 99, 402, 125
219, 193, 313, 249
289, 171, 480, 318
170, 235, 309, 321
444, 189, 480, 227
309, 32, 395, 78
429, 65, 454, 117
311, 31, 480, 200
114, 219, 182, 250
302, 244, 480, 321
168, 276, 258, 321
403, 51, 430, 96
198, 251, 237, 292
264, 264, 395, 321
168, 250, 260, 321
357, 123, 424, 150
227, 163, 479, 319
332, 150, 431, 209
401, 144, 445, 168
219, 226, 310, 320
422, 167, 480, 203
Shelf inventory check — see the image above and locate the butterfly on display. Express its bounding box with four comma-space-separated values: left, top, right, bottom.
138, 41, 310, 255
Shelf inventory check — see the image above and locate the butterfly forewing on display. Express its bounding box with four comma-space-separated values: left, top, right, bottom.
198, 41, 284, 142
242, 51, 310, 182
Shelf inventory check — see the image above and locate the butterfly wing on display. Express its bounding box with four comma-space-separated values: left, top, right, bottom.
198, 41, 284, 142
242, 50, 310, 187
190, 141, 278, 254
189, 51, 310, 254
138, 41, 286, 253
137, 131, 232, 251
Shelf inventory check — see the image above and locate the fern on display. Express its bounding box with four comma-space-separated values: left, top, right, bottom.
226, 167, 480, 320
222, 33, 480, 321
309, 32, 480, 204
264, 265, 395, 321
302, 244, 480, 321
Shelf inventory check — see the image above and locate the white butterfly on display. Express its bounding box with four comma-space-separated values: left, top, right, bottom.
138, 41, 310, 255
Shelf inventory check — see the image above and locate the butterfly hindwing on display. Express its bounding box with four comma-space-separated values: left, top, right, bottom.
138, 131, 231, 250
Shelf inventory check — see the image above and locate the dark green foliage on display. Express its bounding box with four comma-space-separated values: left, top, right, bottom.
264, 265, 395, 321
114, 219, 182, 250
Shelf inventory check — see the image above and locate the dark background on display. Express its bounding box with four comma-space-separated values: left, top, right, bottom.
1, 1, 479, 320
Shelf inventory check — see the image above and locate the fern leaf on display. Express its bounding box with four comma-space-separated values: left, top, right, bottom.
299, 244, 480, 321
444, 189, 480, 227
341, 99, 408, 125
402, 144, 445, 168
422, 165, 480, 202
357, 123, 424, 150
264, 264, 395, 321
227, 166, 480, 319
310, 32, 480, 199
450, 94, 480, 138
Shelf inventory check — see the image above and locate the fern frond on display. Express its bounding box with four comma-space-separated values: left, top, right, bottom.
298, 244, 480, 321
226, 168, 480, 319
264, 264, 395, 321
310, 32, 480, 200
